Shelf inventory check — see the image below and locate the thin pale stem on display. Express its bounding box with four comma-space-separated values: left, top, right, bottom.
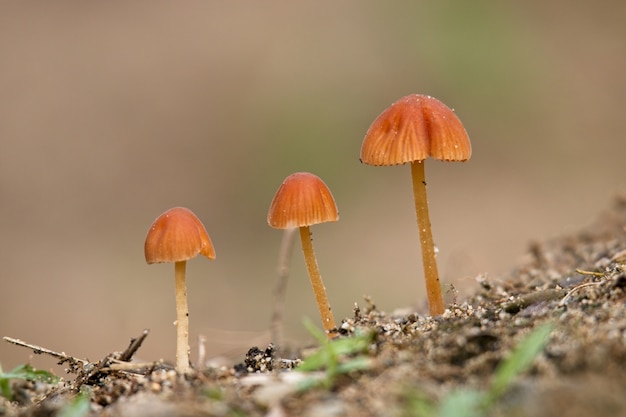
410, 161, 445, 316
299, 226, 336, 336
174, 260, 191, 373
271, 227, 297, 351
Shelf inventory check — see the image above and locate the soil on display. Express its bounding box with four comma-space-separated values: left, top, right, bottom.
2, 196, 626, 417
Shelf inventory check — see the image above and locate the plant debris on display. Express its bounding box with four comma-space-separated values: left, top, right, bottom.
2, 196, 626, 417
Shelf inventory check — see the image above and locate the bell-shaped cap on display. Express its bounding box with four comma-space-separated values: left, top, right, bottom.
360, 94, 471, 166
144, 207, 216, 264
268, 172, 339, 229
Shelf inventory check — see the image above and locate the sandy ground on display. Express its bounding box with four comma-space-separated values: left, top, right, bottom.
1, 195, 625, 417
1, 1, 626, 376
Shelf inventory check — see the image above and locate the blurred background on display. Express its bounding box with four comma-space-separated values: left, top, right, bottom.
1, 1, 625, 371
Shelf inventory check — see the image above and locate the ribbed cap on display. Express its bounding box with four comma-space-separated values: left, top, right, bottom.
268, 172, 339, 229
144, 207, 216, 264
360, 94, 471, 166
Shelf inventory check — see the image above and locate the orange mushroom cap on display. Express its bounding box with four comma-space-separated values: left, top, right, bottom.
267, 172, 339, 229
144, 207, 216, 264
360, 94, 471, 166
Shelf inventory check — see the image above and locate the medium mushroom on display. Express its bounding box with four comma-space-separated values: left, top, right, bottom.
360, 94, 471, 316
267, 172, 339, 336
144, 207, 216, 373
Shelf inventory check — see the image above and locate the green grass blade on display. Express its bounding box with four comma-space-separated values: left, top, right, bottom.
486, 323, 554, 404
0, 364, 59, 400
57, 391, 90, 417
438, 389, 485, 417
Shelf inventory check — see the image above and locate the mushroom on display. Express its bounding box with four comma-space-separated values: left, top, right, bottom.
144, 207, 216, 373
267, 172, 339, 336
360, 94, 471, 316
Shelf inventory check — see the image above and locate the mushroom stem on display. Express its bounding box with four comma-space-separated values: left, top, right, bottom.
410, 161, 445, 316
298, 226, 336, 336
174, 260, 191, 373
271, 227, 297, 351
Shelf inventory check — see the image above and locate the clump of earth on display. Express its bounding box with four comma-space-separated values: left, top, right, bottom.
2, 196, 625, 417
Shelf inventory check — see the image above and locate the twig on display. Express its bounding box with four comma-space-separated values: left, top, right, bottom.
559, 282, 603, 307
502, 288, 567, 314
575, 268, 605, 278
119, 329, 150, 362
103, 359, 169, 374
3, 336, 88, 367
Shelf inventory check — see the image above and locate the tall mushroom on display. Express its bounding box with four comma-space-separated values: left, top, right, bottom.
360, 94, 471, 316
144, 207, 216, 373
267, 172, 339, 336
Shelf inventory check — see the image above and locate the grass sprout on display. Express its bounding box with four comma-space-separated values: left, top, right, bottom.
0, 363, 60, 401
296, 319, 374, 390
57, 390, 90, 417
406, 322, 554, 417
485, 322, 554, 406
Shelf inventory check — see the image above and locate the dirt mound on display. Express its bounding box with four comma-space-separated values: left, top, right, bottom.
2, 197, 625, 417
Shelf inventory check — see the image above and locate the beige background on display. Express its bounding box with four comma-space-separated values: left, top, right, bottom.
1, 2, 625, 371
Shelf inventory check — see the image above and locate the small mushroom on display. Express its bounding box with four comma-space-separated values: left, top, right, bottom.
360, 94, 471, 316
267, 172, 338, 336
144, 207, 215, 373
